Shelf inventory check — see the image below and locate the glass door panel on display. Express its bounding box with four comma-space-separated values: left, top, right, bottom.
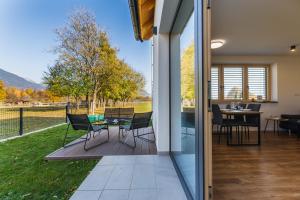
170, 1, 196, 198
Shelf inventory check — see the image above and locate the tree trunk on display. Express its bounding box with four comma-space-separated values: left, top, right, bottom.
75, 97, 80, 110
91, 91, 97, 114
85, 94, 89, 114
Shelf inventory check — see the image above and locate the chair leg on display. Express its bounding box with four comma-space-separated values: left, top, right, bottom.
218, 126, 221, 144
135, 126, 156, 143
107, 127, 110, 141
247, 127, 250, 139
151, 125, 156, 142
120, 129, 137, 148
84, 129, 109, 151
62, 124, 70, 147
264, 119, 269, 134
133, 129, 137, 148
63, 125, 89, 149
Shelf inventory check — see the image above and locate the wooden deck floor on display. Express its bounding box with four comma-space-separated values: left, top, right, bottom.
213, 131, 300, 200
45, 127, 157, 160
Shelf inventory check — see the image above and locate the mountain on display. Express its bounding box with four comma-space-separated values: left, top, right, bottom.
0, 68, 45, 90
138, 89, 151, 97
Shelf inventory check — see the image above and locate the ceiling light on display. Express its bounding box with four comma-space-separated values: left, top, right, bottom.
290, 45, 296, 52
211, 39, 225, 49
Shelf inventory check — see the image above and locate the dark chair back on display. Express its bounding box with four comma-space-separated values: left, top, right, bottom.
226, 104, 231, 109
240, 103, 247, 109
67, 114, 92, 131
104, 108, 120, 119
212, 104, 223, 125
131, 112, 152, 130
246, 104, 261, 125
181, 112, 195, 128
247, 104, 261, 111
119, 108, 134, 119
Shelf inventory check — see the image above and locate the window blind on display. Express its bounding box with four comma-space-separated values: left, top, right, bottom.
211, 67, 219, 100
248, 67, 267, 100
223, 67, 243, 100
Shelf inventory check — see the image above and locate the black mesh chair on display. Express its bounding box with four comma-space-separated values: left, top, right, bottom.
181, 112, 195, 135
212, 104, 238, 144
119, 108, 134, 119
63, 114, 109, 151
233, 103, 247, 123
104, 108, 120, 120
245, 104, 261, 125
119, 112, 155, 148
242, 104, 261, 137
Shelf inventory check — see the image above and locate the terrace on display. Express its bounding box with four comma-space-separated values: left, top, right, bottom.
46, 126, 157, 160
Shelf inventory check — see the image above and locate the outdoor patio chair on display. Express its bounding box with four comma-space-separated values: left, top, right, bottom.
119, 111, 155, 148
63, 114, 109, 151
104, 108, 120, 120
119, 107, 134, 119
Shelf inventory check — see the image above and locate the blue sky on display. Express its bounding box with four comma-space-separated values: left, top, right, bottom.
0, 0, 152, 93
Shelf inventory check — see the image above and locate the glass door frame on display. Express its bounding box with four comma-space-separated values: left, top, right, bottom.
169, 0, 205, 200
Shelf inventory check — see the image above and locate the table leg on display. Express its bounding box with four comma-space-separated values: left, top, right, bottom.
264, 119, 269, 134
258, 114, 261, 145
277, 120, 279, 135
241, 126, 243, 145
273, 120, 276, 134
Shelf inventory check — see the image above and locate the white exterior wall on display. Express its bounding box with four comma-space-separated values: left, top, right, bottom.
152, 0, 180, 153
152, 0, 169, 153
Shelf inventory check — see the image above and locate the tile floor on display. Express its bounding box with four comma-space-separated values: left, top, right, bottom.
70, 155, 187, 200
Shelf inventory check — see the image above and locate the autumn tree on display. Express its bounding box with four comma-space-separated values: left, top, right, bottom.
44, 9, 146, 112
0, 80, 6, 101
54, 9, 110, 113
181, 42, 195, 106
43, 62, 87, 107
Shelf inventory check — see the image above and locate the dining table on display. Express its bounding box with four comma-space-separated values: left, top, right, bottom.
220, 109, 263, 146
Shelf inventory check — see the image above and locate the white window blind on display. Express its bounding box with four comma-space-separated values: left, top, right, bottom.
223, 67, 243, 100
211, 67, 219, 100
248, 67, 267, 100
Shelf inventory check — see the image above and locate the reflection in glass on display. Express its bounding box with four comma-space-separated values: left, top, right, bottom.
171, 12, 196, 198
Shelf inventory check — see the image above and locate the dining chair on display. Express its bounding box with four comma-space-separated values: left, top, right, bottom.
242, 104, 262, 138
212, 104, 238, 144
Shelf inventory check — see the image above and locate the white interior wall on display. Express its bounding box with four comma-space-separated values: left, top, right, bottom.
213, 55, 300, 130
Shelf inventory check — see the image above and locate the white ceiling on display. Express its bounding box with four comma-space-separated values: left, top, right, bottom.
211, 0, 300, 56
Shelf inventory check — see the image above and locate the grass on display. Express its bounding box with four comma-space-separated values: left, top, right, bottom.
0, 117, 66, 139
0, 125, 98, 200
133, 101, 152, 113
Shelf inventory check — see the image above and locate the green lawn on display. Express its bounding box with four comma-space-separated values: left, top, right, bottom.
0, 117, 66, 140
0, 125, 98, 200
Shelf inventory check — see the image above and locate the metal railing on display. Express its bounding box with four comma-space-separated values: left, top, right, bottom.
0, 106, 66, 140
0, 101, 152, 140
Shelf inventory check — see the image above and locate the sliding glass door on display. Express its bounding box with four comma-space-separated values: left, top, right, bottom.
170, 0, 204, 199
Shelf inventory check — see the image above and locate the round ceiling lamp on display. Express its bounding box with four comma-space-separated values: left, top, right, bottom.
211, 39, 226, 49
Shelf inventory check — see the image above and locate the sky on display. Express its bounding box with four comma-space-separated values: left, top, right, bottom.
0, 0, 152, 93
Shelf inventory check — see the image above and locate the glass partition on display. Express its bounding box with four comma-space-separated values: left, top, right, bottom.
170, 1, 197, 198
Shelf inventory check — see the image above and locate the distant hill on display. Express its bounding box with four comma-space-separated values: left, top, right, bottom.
138, 89, 151, 97
0, 68, 45, 90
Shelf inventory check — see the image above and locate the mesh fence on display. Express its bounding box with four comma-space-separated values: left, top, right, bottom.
0, 106, 66, 140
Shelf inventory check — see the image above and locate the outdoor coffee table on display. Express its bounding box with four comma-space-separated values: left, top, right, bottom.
93, 118, 132, 141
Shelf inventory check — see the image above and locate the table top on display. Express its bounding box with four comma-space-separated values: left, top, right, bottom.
93, 118, 131, 125
221, 109, 263, 115
265, 117, 289, 121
